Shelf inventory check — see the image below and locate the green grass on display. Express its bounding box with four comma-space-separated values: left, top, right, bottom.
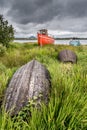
0, 42, 87, 130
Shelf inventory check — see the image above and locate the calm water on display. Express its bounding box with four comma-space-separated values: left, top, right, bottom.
14, 39, 87, 45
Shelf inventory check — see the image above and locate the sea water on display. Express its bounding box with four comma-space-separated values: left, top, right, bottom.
14, 40, 87, 45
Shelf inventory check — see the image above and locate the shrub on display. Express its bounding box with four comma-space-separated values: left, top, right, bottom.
0, 15, 14, 47
0, 44, 6, 56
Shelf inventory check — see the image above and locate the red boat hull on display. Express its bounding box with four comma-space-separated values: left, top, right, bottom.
37, 33, 54, 46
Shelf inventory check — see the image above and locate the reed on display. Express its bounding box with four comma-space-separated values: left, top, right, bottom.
0, 42, 87, 130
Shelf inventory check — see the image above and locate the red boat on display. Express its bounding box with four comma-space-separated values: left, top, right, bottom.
37, 29, 55, 46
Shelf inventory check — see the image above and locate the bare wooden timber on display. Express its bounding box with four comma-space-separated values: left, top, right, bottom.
58, 49, 77, 63
4, 60, 51, 116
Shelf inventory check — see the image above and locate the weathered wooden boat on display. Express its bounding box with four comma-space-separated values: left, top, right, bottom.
37, 29, 55, 46
58, 49, 77, 63
4, 60, 51, 116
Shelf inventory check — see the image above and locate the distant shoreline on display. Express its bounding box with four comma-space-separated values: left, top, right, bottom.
14, 39, 87, 45
15, 37, 87, 40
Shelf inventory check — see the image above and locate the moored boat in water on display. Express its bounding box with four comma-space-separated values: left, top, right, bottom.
37, 29, 55, 46
69, 39, 81, 46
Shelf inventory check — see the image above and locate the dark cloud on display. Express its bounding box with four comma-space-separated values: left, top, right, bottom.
66, 0, 87, 18
7, 0, 55, 24
7, 0, 87, 23
0, 0, 12, 7
0, 0, 6, 6
0, 0, 87, 35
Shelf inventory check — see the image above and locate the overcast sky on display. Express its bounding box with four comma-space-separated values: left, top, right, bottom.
0, 0, 87, 37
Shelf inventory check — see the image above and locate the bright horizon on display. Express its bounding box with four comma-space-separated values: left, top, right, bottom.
14, 31, 87, 38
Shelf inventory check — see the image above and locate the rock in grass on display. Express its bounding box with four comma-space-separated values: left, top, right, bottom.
4, 60, 51, 116
58, 49, 77, 63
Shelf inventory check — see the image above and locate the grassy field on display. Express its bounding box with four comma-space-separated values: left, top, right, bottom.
0, 42, 87, 130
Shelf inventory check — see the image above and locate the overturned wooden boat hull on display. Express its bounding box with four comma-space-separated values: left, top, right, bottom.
4, 60, 51, 116
58, 49, 77, 63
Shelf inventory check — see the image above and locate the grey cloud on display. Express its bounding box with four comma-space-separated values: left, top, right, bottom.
66, 0, 87, 18
0, 0, 12, 7
7, 0, 63, 24
7, 0, 87, 24
0, 0, 6, 6
0, 0, 87, 35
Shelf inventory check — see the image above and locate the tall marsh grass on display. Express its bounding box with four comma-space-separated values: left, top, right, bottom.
0, 42, 87, 130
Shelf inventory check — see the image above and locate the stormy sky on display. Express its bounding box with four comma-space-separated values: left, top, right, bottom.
0, 0, 87, 37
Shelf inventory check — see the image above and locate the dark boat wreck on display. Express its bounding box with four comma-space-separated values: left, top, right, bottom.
4, 60, 51, 116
